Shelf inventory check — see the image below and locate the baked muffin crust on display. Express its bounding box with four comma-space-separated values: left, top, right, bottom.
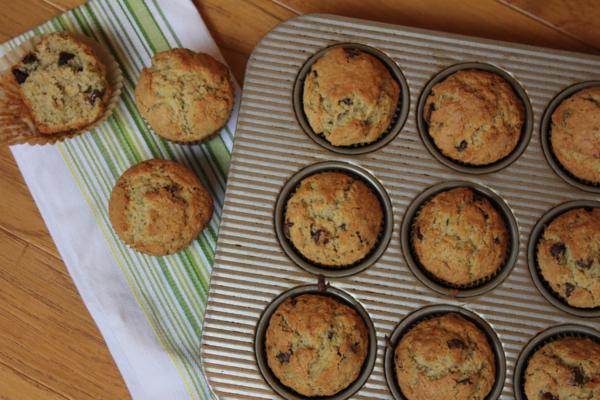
265, 294, 368, 397
536, 207, 600, 308
424, 69, 524, 165
303, 47, 400, 146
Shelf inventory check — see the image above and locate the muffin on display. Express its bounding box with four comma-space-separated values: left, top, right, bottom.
550, 86, 600, 184
412, 187, 509, 286
302, 47, 400, 146
135, 48, 234, 143
108, 159, 213, 256
536, 207, 600, 308
10, 32, 109, 134
524, 336, 600, 400
395, 313, 496, 400
424, 69, 525, 165
284, 171, 383, 267
265, 294, 368, 397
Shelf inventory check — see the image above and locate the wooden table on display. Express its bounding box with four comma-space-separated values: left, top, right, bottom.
0, 1, 598, 398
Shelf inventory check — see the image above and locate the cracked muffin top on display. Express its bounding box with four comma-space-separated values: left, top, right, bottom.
536, 207, 600, 308
550, 86, 600, 184
395, 313, 496, 400
302, 47, 400, 146
135, 48, 234, 143
10, 32, 109, 135
108, 159, 213, 256
524, 336, 600, 400
283, 171, 383, 267
265, 294, 369, 397
412, 187, 509, 286
424, 69, 525, 165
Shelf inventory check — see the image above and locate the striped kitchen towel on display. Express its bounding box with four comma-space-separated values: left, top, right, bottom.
0, 0, 239, 398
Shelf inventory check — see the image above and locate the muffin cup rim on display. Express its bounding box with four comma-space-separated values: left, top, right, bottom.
400, 180, 520, 297
539, 80, 600, 193
512, 323, 600, 400
526, 199, 600, 317
254, 283, 378, 400
415, 61, 534, 175
292, 42, 410, 155
383, 304, 506, 400
274, 160, 394, 278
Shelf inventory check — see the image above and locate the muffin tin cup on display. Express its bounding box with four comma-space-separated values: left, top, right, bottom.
527, 200, 600, 318
416, 62, 533, 174
512, 324, 600, 400
540, 80, 600, 193
0, 33, 123, 145
292, 42, 410, 155
400, 180, 519, 297
274, 161, 394, 278
254, 283, 378, 400
383, 304, 506, 400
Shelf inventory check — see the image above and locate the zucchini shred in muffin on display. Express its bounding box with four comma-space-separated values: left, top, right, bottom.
302, 47, 400, 146
536, 207, 600, 308
394, 313, 496, 400
265, 294, 369, 397
424, 69, 524, 165
411, 187, 509, 287
283, 171, 384, 267
550, 86, 600, 184
524, 336, 600, 400
10, 32, 109, 134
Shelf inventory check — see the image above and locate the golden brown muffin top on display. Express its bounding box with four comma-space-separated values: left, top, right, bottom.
424, 69, 524, 165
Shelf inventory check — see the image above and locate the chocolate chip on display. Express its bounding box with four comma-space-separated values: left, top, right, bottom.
456, 378, 472, 385
570, 366, 587, 386
415, 227, 424, 240
58, 51, 75, 66
165, 184, 180, 194
344, 48, 361, 58
541, 393, 558, 400
311, 225, 327, 244
494, 237, 500, 244
339, 97, 353, 106
22, 53, 37, 64
276, 351, 290, 364
339, 223, 347, 231
290, 297, 297, 306
87, 89, 105, 105
576, 257, 593, 270
565, 282, 575, 297
584, 207, 594, 213
550, 242, 566, 259
472, 191, 485, 202
351, 341, 360, 353
317, 275, 329, 292
455, 140, 468, 152
327, 330, 334, 340
312, 70, 318, 78
11, 68, 28, 84
447, 338, 466, 349
283, 222, 292, 240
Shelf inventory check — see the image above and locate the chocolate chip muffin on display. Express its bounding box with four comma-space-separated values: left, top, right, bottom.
135, 48, 234, 143
424, 69, 524, 165
524, 336, 600, 400
395, 313, 496, 400
265, 294, 369, 397
536, 207, 600, 308
284, 171, 383, 267
412, 187, 509, 286
302, 47, 400, 146
108, 159, 213, 256
550, 86, 600, 184
10, 32, 109, 134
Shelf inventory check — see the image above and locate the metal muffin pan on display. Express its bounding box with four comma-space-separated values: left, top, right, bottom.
383, 304, 506, 400
399, 180, 519, 298
273, 161, 394, 278
292, 42, 410, 155
512, 324, 600, 400
527, 200, 600, 318
416, 62, 534, 175
200, 14, 600, 400
254, 284, 378, 400
539, 80, 600, 193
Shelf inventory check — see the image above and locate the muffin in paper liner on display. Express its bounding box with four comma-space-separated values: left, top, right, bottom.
0, 32, 122, 145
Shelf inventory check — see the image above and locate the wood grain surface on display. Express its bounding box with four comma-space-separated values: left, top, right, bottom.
0, 0, 598, 398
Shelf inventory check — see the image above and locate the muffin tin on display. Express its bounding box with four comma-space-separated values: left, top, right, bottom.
200, 14, 600, 400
